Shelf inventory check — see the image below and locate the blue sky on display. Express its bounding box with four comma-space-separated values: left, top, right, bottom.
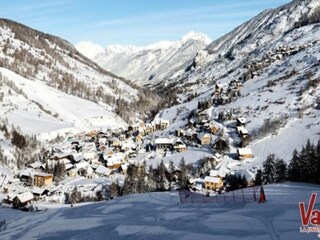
0, 0, 291, 47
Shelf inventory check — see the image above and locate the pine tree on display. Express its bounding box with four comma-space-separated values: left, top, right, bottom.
254, 169, 263, 186
274, 158, 287, 183
288, 149, 301, 182
69, 186, 82, 204
108, 182, 121, 199
156, 160, 166, 191
262, 154, 276, 183
178, 158, 188, 189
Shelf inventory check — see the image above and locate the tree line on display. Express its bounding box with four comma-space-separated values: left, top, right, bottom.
255, 139, 320, 185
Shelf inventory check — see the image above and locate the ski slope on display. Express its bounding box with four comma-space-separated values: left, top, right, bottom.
0, 183, 319, 240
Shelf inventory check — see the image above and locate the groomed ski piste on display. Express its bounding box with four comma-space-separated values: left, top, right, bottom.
0, 183, 319, 240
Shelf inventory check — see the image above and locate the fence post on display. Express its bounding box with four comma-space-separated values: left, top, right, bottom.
242, 188, 245, 203
233, 191, 236, 204
224, 193, 226, 204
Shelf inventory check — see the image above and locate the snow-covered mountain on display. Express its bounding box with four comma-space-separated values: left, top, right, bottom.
77, 32, 211, 85
0, 19, 158, 136
74, 41, 105, 60
150, 0, 320, 170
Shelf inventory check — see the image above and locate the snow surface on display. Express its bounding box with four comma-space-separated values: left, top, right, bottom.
0, 67, 127, 135
0, 183, 319, 239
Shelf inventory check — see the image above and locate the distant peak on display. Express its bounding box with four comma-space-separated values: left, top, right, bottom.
75, 41, 104, 59
106, 44, 142, 53
181, 31, 211, 45
145, 41, 174, 50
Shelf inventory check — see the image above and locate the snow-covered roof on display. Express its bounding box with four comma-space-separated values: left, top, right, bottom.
75, 160, 90, 170
19, 168, 35, 177
237, 118, 247, 124
28, 161, 43, 169
235, 169, 255, 181
237, 126, 248, 134
34, 172, 53, 177
237, 148, 253, 155
95, 165, 112, 176
204, 176, 221, 183
16, 192, 33, 203
155, 138, 175, 145
209, 170, 219, 177
32, 187, 48, 195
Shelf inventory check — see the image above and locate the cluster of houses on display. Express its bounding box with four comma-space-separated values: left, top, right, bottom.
212, 80, 243, 105
242, 41, 318, 80
1, 118, 175, 209
1, 101, 257, 208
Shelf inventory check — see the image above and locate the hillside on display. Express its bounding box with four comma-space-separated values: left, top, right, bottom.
0, 183, 319, 240
77, 32, 211, 86
147, 0, 320, 171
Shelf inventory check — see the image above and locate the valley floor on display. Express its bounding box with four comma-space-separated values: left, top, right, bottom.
0, 183, 319, 240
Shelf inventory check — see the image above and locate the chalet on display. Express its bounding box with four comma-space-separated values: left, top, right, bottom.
160, 119, 170, 130
110, 138, 121, 147
119, 164, 128, 174
67, 168, 78, 178
19, 168, 35, 186
204, 176, 223, 190
237, 148, 254, 160
236, 118, 247, 126
119, 134, 126, 141
95, 165, 112, 177
27, 161, 44, 171
173, 139, 187, 152
134, 134, 143, 142
209, 123, 219, 134
12, 192, 34, 209
32, 188, 50, 198
33, 173, 53, 187
212, 138, 229, 152
176, 128, 185, 137
155, 138, 175, 150
236, 126, 249, 138
209, 169, 226, 178
198, 133, 211, 145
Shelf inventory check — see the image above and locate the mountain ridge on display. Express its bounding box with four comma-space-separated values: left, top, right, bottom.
76, 31, 211, 85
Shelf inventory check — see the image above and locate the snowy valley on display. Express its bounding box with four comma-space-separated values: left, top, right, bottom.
0, 0, 320, 239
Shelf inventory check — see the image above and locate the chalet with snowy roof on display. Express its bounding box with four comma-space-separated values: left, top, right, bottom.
204, 176, 223, 190
19, 168, 35, 186
209, 123, 219, 134
155, 138, 175, 151
237, 148, 253, 160
173, 139, 187, 152
95, 165, 112, 177
12, 192, 34, 209
34, 173, 53, 187
236, 118, 247, 126
27, 161, 45, 171
236, 126, 249, 138
209, 169, 226, 178
32, 188, 50, 198
119, 164, 128, 174
175, 128, 185, 137
198, 133, 211, 145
